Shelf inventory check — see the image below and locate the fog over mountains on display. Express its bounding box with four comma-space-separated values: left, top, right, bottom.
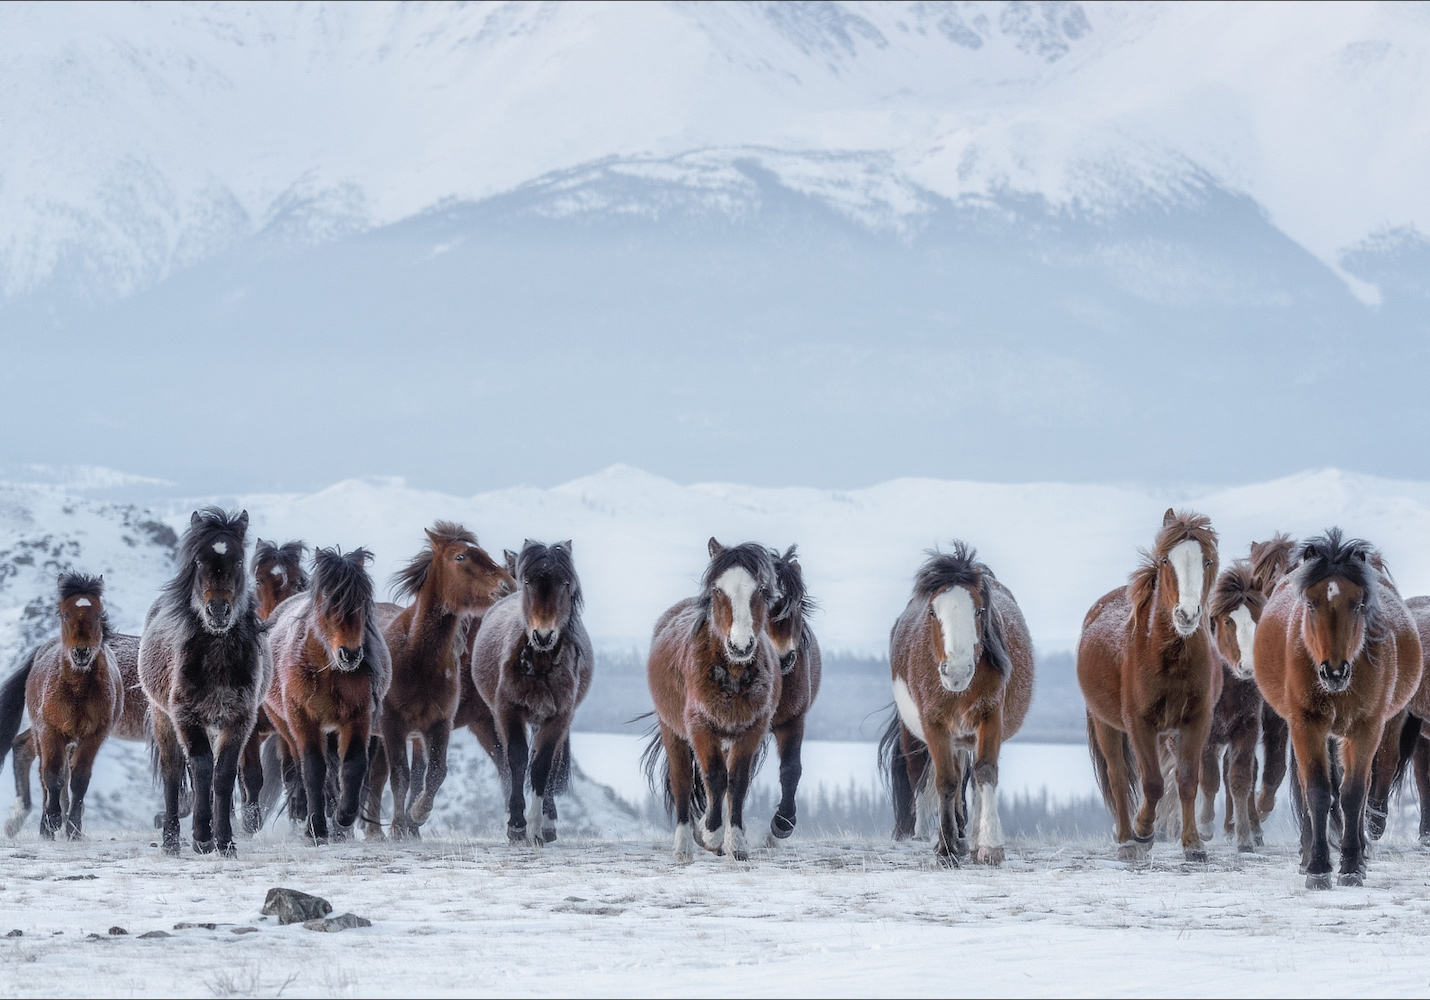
3, 1, 1429, 494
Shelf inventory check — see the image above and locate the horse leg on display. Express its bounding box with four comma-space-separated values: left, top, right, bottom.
1174, 721, 1210, 862
1127, 720, 1165, 850
1091, 717, 1137, 855
1366, 710, 1405, 841
152, 714, 185, 855
361, 735, 388, 840
210, 725, 246, 857
334, 721, 370, 833
527, 715, 570, 843
767, 717, 805, 843
689, 725, 730, 855
723, 724, 764, 862
660, 725, 697, 859
381, 717, 417, 839
1290, 722, 1335, 888
407, 737, 428, 816
1327, 736, 1346, 848
971, 712, 1006, 865
1415, 736, 1430, 846
6, 730, 35, 837
238, 732, 265, 836
296, 724, 329, 844
36, 728, 65, 840
177, 722, 217, 853
921, 725, 965, 867
1227, 725, 1258, 853
63, 733, 103, 840
410, 719, 451, 828
1337, 724, 1380, 886
1248, 753, 1265, 846
1221, 748, 1235, 838
1197, 740, 1220, 842
542, 737, 566, 837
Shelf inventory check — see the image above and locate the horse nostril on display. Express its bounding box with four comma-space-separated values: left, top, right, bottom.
338, 646, 362, 664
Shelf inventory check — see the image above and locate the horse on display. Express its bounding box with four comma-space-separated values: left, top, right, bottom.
1253, 529, 1421, 888
265, 547, 390, 843
1079, 508, 1220, 863
0, 575, 122, 839
139, 507, 272, 856
1364, 591, 1430, 841
253, 539, 310, 619
1198, 560, 1267, 851
247, 537, 311, 826
764, 545, 821, 843
643, 539, 780, 862
361, 522, 512, 838
470, 540, 593, 843
1248, 533, 1298, 819
877, 542, 1033, 866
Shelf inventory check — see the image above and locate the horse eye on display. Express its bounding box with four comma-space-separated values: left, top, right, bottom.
928, 609, 936, 618
455, 553, 466, 562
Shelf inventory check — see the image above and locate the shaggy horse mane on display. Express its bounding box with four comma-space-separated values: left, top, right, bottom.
1129, 510, 1219, 628
57, 572, 112, 640
391, 520, 478, 602
1249, 532, 1297, 595
159, 507, 250, 608
311, 547, 375, 624
769, 545, 816, 624
253, 539, 309, 593
517, 540, 584, 616
690, 542, 776, 640
910, 540, 1013, 679
1211, 560, 1264, 621
1294, 528, 1387, 641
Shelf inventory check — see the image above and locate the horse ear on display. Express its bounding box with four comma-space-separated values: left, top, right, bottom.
708, 537, 724, 559
237, 510, 249, 531
191, 510, 202, 527
562, 539, 573, 552
426, 528, 441, 549
1162, 508, 1177, 526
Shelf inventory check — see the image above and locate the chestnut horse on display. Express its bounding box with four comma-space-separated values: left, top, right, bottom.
1365, 591, 1430, 841
878, 543, 1033, 866
1248, 533, 1297, 819
1253, 529, 1421, 888
266, 547, 390, 843
254, 539, 310, 619
140, 508, 272, 856
0, 575, 122, 838
362, 522, 512, 838
764, 545, 822, 842
1079, 509, 1220, 862
470, 540, 593, 843
643, 540, 780, 861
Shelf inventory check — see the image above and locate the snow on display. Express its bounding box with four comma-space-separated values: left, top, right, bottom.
4, 2, 1429, 300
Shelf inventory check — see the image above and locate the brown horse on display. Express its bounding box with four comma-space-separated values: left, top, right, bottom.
1248, 533, 1297, 818
253, 539, 310, 619
1253, 529, 1421, 887
0, 575, 122, 839
470, 540, 593, 843
1079, 509, 1220, 862
878, 543, 1033, 866
1365, 592, 1430, 841
1199, 560, 1267, 851
764, 545, 821, 843
362, 522, 512, 838
266, 547, 390, 843
643, 539, 780, 861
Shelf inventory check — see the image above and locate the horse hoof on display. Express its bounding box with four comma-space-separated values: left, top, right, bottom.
1183, 848, 1208, 864
1305, 872, 1333, 890
506, 824, 527, 844
1253, 834, 1264, 848
153, 812, 165, 830
217, 841, 238, 859
954, 838, 970, 860
1237, 844, 1256, 854
410, 800, 434, 825
310, 835, 329, 847
1337, 872, 1365, 887
935, 850, 961, 869
162, 839, 181, 858
974, 846, 1005, 866
3, 819, 22, 838
731, 848, 749, 862
542, 827, 557, 844
770, 814, 795, 840
1116, 843, 1147, 862
192, 838, 216, 855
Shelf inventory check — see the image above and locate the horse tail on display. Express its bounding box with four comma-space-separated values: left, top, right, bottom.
877, 707, 927, 840
549, 734, 573, 797
639, 726, 705, 817
0, 650, 35, 771
1389, 712, 1424, 801
1086, 712, 1140, 816
258, 735, 285, 818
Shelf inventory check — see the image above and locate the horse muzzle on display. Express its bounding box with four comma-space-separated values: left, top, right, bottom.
334, 645, 364, 671
68, 647, 94, 669
938, 661, 973, 693
1231, 660, 1255, 682
529, 628, 559, 652
203, 599, 234, 632
1173, 606, 1201, 637
725, 637, 756, 663
779, 650, 797, 675
1318, 660, 1352, 693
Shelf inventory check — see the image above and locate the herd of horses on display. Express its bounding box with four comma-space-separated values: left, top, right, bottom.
0, 505, 1424, 889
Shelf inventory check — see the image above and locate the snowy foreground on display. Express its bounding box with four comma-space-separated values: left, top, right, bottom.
4, 833, 1430, 998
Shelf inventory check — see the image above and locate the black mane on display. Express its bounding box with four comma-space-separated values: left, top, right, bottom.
517, 540, 583, 615
311, 547, 375, 624
57, 572, 112, 640
1294, 528, 1386, 638
691, 541, 776, 639
769, 545, 815, 624
253, 539, 310, 592
391, 520, 478, 601
911, 540, 1012, 679
160, 506, 250, 607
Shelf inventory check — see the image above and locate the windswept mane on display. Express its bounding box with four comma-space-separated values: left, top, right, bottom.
253, 539, 309, 592
1294, 528, 1386, 639
1249, 532, 1297, 595
770, 545, 815, 624
57, 572, 112, 639
160, 507, 249, 606
1129, 510, 1219, 624
517, 540, 584, 615
691, 542, 775, 639
1211, 560, 1264, 621
911, 540, 1013, 678
312, 547, 375, 624
391, 520, 478, 601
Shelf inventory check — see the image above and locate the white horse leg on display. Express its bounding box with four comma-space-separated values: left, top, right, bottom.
974, 780, 1005, 865
969, 777, 984, 851
673, 822, 695, 861
4, 797, 29, 838
914, 778, 940, 840
524, 796, 544, 845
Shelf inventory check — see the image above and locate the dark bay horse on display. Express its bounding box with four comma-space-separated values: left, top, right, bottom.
764, 545, 821, 843
644, 539, 780, 862
1079, 509, 1220, 862
1199, 561, 1267, 851
1254, 530, 1421, 887
266, 547, 390, 843
362, 522, 512, 838
1248, 533, 1297, 819
247, 537, 311, 828
470, 540, 593, 843
0, 575, 122, 838
878, 543, 1033, 866
140, 508, 271, 856
254, 539, 310, 619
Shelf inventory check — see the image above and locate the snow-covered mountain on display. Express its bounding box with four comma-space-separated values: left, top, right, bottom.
3, 2, 1428, 493
9, 464, 1430, 664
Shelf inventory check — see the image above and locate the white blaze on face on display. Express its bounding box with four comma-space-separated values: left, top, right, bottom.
212, 541, 228, 555
1168, 539, 1205, 636
931, 586, 978, 692
715, 566, 758, 659
73, 598, 91, 608
1229, 605, 1257, 679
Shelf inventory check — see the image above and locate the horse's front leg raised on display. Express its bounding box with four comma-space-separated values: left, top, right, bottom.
410, 720, 450, 826
179, 722, 217, 853
769, 716, 805, 843
1337, 723, 1382, 887
527, 714, 571, 843
1290, 721, 1335, 888
972, 711, 1006, 865
689, 725, 730, 855
210, 724, 248, 856
1174, 721, 1210, 862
